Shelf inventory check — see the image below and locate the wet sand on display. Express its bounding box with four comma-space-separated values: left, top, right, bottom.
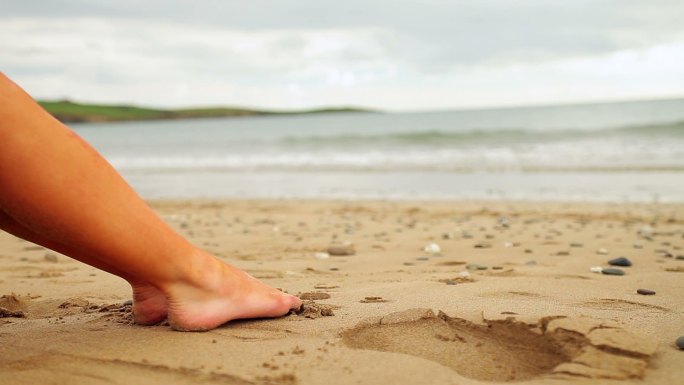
0, 199, 682, 384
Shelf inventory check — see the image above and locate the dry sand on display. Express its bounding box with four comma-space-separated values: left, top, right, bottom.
0, 199, 682, 385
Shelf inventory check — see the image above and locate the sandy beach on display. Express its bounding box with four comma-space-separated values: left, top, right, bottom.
1, 199, 682, 385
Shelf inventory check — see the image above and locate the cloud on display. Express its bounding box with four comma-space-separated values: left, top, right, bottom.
1, 1, 683, 110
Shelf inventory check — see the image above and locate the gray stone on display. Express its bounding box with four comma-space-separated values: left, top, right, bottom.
327, 242, 355, 256
677, 336, 684, 350
43, 253, 58, 263
608, 257, 632, 267
466, 264, 487, 270
602, 268, 625, 276
637, 289, 656, 295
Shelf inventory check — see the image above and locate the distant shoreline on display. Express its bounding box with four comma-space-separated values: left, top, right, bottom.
38, 100, 375, 123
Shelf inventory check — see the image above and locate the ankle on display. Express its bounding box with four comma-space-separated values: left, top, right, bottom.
159, 248, 223, 293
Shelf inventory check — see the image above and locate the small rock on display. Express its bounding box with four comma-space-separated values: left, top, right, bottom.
570, 242, 583, 248
121, 299, 133, 306
524, 249, 533, 254
638, 226, 653, 237
441, 232, 453, 240
314, 252, 330, 260
466, 264, 487, 270
327, 241, 355, 256
423, 242, 441, 255
461, 231, 473, 239
636, 289, 656, 295
590, 266, 603, 273
445, 280, 458, 285
676, 255, 684, 260
329, 267, 339, 271
633, 243, 643, 249
503, 241, 513, 248
677, 336, 684, 350
525, 260, 537, 266
602, 268, 625, 276
492, 266, 504, 270
608, 257, 632, 267
44, 253, 58, 263
0, 307, 25, 318
498, 217, 510, 227
416, 256, 429, 261
474, 242, 492, 249
596, 248, 609, 255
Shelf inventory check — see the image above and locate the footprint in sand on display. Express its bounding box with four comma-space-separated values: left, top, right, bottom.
342, 309, 655, 382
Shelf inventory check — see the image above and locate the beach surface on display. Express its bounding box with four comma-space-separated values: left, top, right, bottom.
1, 199, 682, 385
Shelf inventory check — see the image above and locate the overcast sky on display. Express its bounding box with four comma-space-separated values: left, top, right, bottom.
2, 1, 684, 111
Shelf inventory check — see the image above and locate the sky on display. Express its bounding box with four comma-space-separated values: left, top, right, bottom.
2, 0, 684, 111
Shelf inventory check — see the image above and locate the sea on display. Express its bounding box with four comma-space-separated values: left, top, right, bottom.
71, 98, 684, 203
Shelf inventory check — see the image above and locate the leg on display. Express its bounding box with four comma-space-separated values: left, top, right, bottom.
0, 73, 301, 330
0, 210, 167, 325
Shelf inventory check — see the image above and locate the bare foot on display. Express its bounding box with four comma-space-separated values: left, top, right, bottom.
162, 251, 302, 331
130, 282, 168, 325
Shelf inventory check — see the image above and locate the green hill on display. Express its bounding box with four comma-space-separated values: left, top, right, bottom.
38, 100, 373, 123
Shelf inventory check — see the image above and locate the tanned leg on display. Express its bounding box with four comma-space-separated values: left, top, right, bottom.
0, 73, 301, 331
0, 210, 167, 325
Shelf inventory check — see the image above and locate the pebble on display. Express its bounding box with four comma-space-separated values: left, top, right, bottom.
638, 226, 653, 237
525, 260, 537, 266
423, 242, 441, 255
442, 233, 453, 240
492, 266, 504, 270
498, 217, 510, 227
327, 241, 355, 256
43, 253, 58, 263
590, 266, 603, 273
636, 289, 656, 295
416, 256, 429, 261
461, 231, 473, 239
314, 252, 330, 260
608, 257, 632, 267
677, 336, 684, 350
596, 248, 609, 255
633, 243, 643, 249
474, 242, 492, 249
602, 268, 625, 276
445, 280, 458, 285
570, 242, 583, 248
466, 264, 487, 271
676, 255, 684, 260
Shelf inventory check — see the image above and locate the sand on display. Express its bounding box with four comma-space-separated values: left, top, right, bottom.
0, 199, 682, 385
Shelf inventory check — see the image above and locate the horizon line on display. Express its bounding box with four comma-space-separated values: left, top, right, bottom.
37, 93, 684, 115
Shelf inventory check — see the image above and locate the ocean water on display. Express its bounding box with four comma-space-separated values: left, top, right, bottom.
72, 98, 684, 202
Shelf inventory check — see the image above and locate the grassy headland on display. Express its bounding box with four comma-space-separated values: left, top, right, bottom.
38, 100, 373, 123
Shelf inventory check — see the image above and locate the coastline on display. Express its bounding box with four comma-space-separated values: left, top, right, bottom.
1, 199, 683, 384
